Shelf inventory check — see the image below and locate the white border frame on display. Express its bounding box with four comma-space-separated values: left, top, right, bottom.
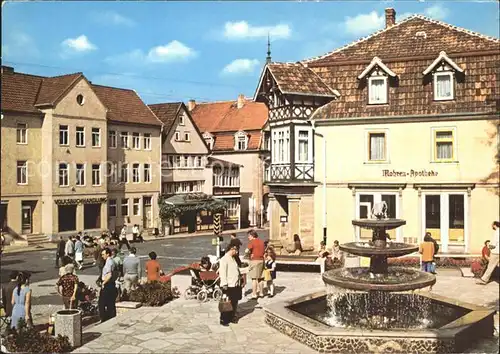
368, 76, 388, 105
364, 128, 390, 164
16, 123, 28, 145
433, 71, 454, 101
430, 126, 458, 163
75, 163, 86, 187
76, 127, 85, 147
294, 126, 313, 164
92, 127, 101, 148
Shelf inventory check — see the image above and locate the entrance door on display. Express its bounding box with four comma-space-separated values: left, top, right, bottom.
423, 193, 466, 253
21, 204, 32, 234
356, 192, 399, 241
0, 204, 7, 231
84, 204, 101, 229
143, 197, 152, 228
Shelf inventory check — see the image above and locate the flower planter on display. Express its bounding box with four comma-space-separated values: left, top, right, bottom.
55, 309, 82, 347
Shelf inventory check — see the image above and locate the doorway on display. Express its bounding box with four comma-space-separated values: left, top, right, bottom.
0, 204, 7, 231
143, 197, 152, 228
356, 192, 399, 241
84, 204, 101, 229
58, 205, 77, 232
21, 202, 32, 234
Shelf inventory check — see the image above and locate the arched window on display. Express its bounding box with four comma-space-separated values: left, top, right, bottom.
234, 131, 248, 151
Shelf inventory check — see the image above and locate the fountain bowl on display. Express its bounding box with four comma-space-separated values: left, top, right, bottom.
340, 242, 418, 258
352, 219, 406, 230
322, 267, 436, 292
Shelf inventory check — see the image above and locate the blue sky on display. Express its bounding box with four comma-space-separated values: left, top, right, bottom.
2, 1, 499, 104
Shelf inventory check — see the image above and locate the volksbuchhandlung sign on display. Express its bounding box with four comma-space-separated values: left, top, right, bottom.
382, 169, 438, 177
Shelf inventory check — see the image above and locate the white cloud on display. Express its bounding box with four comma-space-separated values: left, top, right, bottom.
342, 11, 385, 36
222, 58, 260, 75
424, 4, 449, 20
224, 21, 291, 40
61, 35, 97, 52
146, 40, 196, 63
94, 11, 135, 26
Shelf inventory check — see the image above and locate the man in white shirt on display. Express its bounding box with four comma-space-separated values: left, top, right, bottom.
218, 245, 241, 326
65, 236, 75, 258
478, 221, 500, 285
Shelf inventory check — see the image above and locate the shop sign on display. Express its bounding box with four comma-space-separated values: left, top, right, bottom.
382, 169, 438, 177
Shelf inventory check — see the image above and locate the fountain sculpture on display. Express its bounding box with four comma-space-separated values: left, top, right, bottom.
264, 202, 495, 353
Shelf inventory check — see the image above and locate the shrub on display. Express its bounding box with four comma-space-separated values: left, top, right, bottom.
121, 281, 178, 306
5, 318, 72, 353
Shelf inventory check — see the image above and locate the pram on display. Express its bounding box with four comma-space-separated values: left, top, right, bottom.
76, 282, 98, 317
184, 268, 222, 302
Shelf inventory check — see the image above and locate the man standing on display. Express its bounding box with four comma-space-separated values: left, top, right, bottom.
245, 230, 265, 299
1, 271, 19, 319
229, 233, 242, 267
74, 235, 84, 270
123, 247, 141, 292
218, 244, 241, 326
65, 236, 75, 260
56, 236, 66, 268
99, 248, 117, 322
119, 225, 131, 251
478, 221, 500, 285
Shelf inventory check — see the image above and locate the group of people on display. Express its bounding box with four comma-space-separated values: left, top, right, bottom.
477, 221, 500, 285
1, 271, 33, 329
315, 240, 345, 274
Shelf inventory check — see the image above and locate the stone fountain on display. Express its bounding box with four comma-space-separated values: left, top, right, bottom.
264, 202, 495, 353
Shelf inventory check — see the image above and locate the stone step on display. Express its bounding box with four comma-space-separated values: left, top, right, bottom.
27, 234, 49, 245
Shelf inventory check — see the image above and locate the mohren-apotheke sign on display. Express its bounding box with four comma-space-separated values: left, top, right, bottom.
382, 169, 438, 177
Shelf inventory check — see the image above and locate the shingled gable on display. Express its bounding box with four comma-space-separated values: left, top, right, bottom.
34, 72, 85, 107
357, 57, 397, 80
148, 101, 205, 138
253, 62, 340, 100
422, 51, 464, 75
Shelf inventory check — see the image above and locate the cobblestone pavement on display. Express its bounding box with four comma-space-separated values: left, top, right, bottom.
73, 272, 499, 354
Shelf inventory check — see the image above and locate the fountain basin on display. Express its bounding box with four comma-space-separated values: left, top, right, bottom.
265, 290, 495, 353
323, 267, 436, 292
340, 242, 418, 258
352, 219, 406, 230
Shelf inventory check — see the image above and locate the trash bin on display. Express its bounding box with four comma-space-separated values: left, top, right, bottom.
55, 309, 82, 347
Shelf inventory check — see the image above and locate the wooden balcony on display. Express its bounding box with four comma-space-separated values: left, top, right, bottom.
213, 186, 240, 196
268, 163, 314, 183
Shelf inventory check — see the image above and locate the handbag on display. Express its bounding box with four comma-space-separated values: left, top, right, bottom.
218, 296, 233, 313
263, 269, 272, 282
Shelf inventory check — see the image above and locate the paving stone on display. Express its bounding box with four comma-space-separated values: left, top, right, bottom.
111, 345, 142, 353
137, 339, 172, 350
134, 331, 169, 341
116, 301, 142, 309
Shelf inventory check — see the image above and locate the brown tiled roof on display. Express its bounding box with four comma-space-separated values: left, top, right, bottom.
148, 102, 182, 130
35, 73, 83, 106
190, 99, 267, 133
1, 69, 43, 114
211, 131, 262, 151
303, 16, 499, 65
265, 63, 338, 97
92, 85, 162, 126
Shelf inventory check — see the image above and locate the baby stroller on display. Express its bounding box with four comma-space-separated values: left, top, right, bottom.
76, 282, 98, 317
184, 268, 222, 302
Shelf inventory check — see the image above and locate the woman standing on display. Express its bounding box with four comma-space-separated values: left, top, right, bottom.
419, 233, 435, 273
10, 272, 32, 329
145, 251, 162, 282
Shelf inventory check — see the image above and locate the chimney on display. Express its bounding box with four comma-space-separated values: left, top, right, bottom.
187, 99, 196, 111
237, 94, 245, 109
385, 8, 396, 28
1, 66, 14, 74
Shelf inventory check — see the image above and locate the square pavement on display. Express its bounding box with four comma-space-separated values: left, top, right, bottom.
73, 272, 499, 353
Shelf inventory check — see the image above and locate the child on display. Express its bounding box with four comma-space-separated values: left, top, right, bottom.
264, 249, 277, 297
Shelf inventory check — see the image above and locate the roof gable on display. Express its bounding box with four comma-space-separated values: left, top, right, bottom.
422, 51, 464, 75
35, 73, 83, 107
358, 57, 397, 79
304, 15, 499, 65
148, 102, 182, 130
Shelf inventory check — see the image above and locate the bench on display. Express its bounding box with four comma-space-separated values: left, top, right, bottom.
275, 255, 321, 272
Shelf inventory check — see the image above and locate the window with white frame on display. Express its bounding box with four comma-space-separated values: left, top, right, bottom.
433, 129, 455, 161
92, 128, 101, 147
226, 199, 239, 218
144, 164, 151, 183
132, 132, 140, 149
195, 156, 202, 167
17, 161, 28, 185
165, 181, 204, 194
59, 163, 69, 186
132, 163, 140, 183
184, 132, 190, 142
121, 198, 129, 216
59, 125, 69, 146
121, 163, 129, 183
143, 133, 151, 150
204, 136, 214, 150
368, 77, 387, 104
213, 166, 240, 187
434, 72, 454, 101
120, 132, 129, 148
109, 130, 117, 148
76, 163, 85, 186
76, 127, 85, 147
235, 132, 248, 151
16, 123, 27, 144
133, 198, 140, 216
175, 131, 181, 141
272, 127, 290, 163
92, 164, 101, 186
368, 132, 387, 161
295, 129, 312, 163
109, 199, 117, 217
110, 162, 118, 184
179, 114, 185, 126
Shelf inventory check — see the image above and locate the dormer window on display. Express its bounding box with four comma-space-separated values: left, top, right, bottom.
234, 131, 248, 151
203, 132, 214, 150
423, 51, 463, 102
358, 57, 396, 106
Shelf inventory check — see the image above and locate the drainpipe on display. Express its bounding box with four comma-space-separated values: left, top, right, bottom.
312, 121, 327, 245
